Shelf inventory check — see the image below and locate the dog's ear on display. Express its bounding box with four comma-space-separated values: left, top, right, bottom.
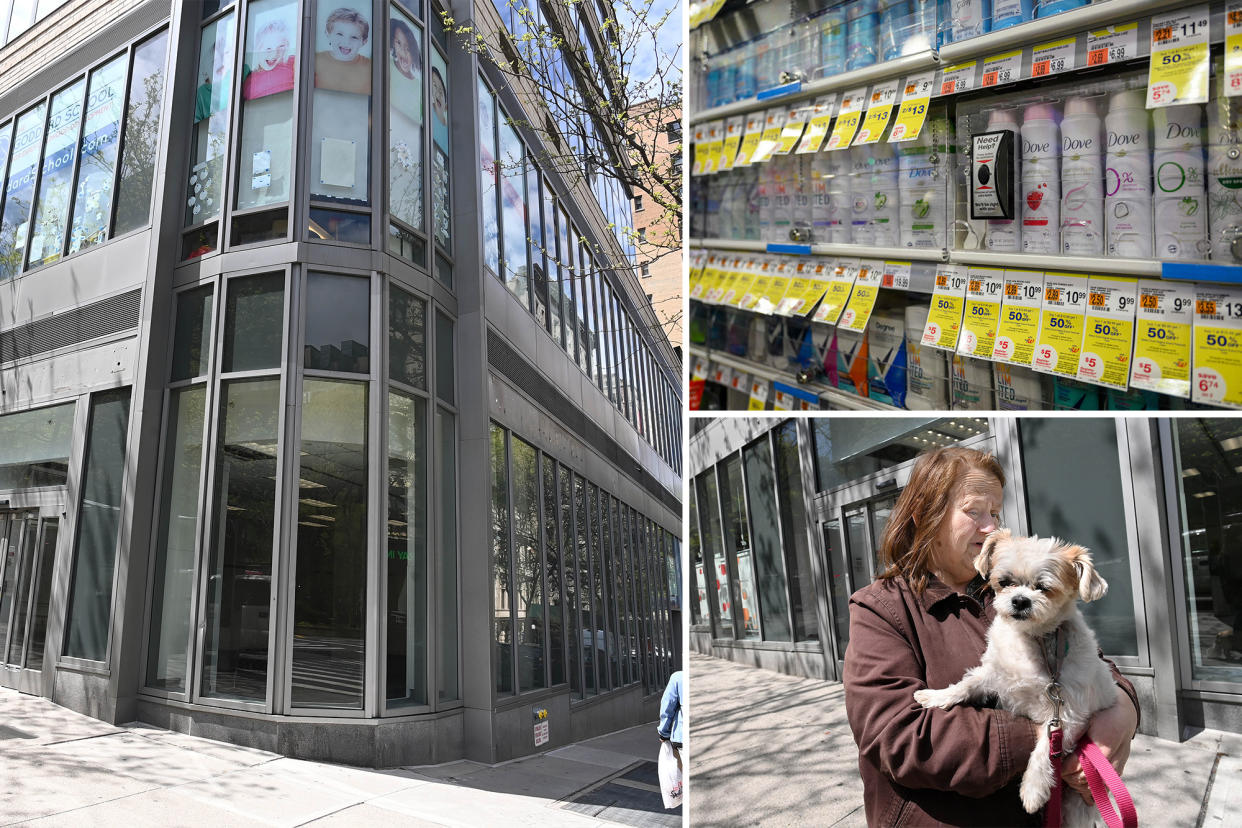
1068, 544, 1108, 602
974, 528, 1011, 579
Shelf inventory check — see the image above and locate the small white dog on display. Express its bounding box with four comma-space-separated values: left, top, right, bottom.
914, 529, 1120, 824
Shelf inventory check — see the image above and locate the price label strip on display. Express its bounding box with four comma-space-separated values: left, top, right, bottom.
690, 253, 720, 301
938, 60, 978, 97
958, 267, 1005, 359
1228, 4, 1242, 97
826, 87, 868, 151
882, 260, 912, 290
702, 119, 724, 174
739, 259, 775, 312
921, 265, 969, 351
796, 94, 839, 154
727, 256, 764, 309
712, 255, 747, 305
688, 252, 710, 300
1148, 4, 1211, 107
855, 81, 900, 145
1032, 273, 1089, 377
690, 358, 708, 383
981, 50, 1023, 89
812, 259, 858, 325
1087, 22, 1139, 69
734, 112, 766, 167
748, 379, 770, 410
729, 370, 749, 392
774, 105, 809, 155
751, 108, 787, 165
992, 270, 1044, 366
1031, 37, 1076, 79
719, 116, 745, 172
890, 72, 936, 143
839, 260, 884, 332
754, 266, 793, 315
799, 259, 833, 313
776, 260, 821, 316
709, 363, 733, 388
1076, 277, 1138, 390
1193, 285, 1242, 408
1131, 279, 1194, 398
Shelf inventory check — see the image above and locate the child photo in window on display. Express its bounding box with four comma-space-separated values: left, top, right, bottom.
315, 6, 372, 95
431, 63, 448, 153
243, 16, 296, 100
389, 14, 421, 124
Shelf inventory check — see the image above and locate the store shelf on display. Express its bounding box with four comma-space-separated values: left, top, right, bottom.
691, 238, 768, 252
692, 238, 947, 262
690, 346, 895, 411
949, 250, 1163, 278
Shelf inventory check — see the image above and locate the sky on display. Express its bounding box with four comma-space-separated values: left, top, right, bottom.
617, 0, 684, 93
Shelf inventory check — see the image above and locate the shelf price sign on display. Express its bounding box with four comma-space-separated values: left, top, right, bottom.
890, 72, 936, 143
1228, 3, 1242, 97
774, 104, 809, 155
1087, 22, 1139, 68
720, 116, 745, 172
755, 260, 794, 315
921, 264, 968, 351
812, 259, 858, 325
1192, 285, 1242, 409
1031, 37, 1077, 79
1076, 277, 1138, 390
1131, 279, 1193, 398
750, 108, 787, 164
734, 112, 766, 167
938, 60, 977, 96
981, 50, 1023, 88
839, 260, 884, 332
728, 256, 764, 309
739, 258, 775, 312
855, 81, 900, 145
710, 363, 733, 388
797, 94, 839, 154
689, 253, 718, 301
691, 123, 706, 176
957, 267, 1005, 359
748, 379, 770, 410
882, 261, 912, 290
1032, 272, 1089, 378
1147, 4, 1211, 107
702, 120, 724, 174
992, 270, 1044, 366
714, 255, 748, 306
776, 259, 824, 316
826, 87, 868, 151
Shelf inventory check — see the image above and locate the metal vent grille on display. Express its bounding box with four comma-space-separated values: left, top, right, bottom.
487, 328, 680, 515
0, 289, 142, 364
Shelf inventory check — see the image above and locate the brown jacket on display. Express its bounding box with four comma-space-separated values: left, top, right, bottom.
843, 575, 1139, 827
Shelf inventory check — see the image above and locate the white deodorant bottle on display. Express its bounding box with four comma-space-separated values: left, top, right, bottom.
1104, 89, 1153, 258
1152, 104, 1209, 260
1207, 98, 1242, 263
1060, 96, 1105, 256
984, 108, 1021, 252
898, 115, 952, 249
1020, 103, 1060, 254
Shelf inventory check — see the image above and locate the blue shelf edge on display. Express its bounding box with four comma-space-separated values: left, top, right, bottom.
772, 380, 820, 406
756, 81, 802, 101
767, 243, 813, 255
1162, 262, 1242, 284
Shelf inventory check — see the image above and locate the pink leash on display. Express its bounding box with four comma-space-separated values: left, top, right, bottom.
1044, 735, 1137, 828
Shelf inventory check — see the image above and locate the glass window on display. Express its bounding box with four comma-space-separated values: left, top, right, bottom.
236, 0, 298, 212
26, 79, 85, 268
222, 272, 284, 372
497, 117, 528, 310
575, 474, 596, 695
311, 2, 373, 205
201, 378, 280, 701
436, 406, 459, 702
1020, 419, 1138, 657
689, 485, 707, 625
65, 55, 126, 256
1, 103, 47, 279
612, 497, 631, 685
388, 390, 427, 707
491, 424, 513, 695
113, 30, 169, 237
478, 77, 498, 273
430, 47, 450, 251
6, 0, 34, 41
512, 437, 544, 692
542, 183, 560, 342
543, 457, 564, 686
186, 11, 237, 228
171, 286, 215, 382
305, 273, 369, 373
561, 464, 580, 698
743, 436, 790, 642
773, 421, 817, 641
435, 309, 453, 403
695, 468, 730, 634
388, 4, 424, 236
147, 385, 206, 691
25, 519, 58, 669
63, 388, 132, 661
389, 285, 426, 388
0, 402, 74, 488
588, 484, 606, 691
528, 165, 546, 325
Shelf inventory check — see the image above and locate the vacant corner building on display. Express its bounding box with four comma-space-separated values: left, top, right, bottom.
0, 0, 682, 766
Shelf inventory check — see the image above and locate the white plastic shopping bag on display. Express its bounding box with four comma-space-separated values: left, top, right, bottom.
658, 740, 683, 809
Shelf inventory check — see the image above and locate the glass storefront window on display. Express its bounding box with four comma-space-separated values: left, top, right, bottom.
171, 286, 215, 382
305, 272, 369, 373
1174, 419, 1242, 684
589, 484, 607, 691
774, 421, 818, 641
1, 103, 47, 279
434, 310, 453, 403
512, 437, 543, 692
491, 424, 512, 696
235, 0, 298, 212
478, 77, 498, 274
113, 31, 169, 237
575, 474, 596, 695
186, 12, 236, 228
387, 4, 424, 237
543, 185, 561, 343
387, 390, 426, 707
744, 436, 791, 642
24, 519, 57, 668
720, 455, 759, 639
389, 285, 426, 388
689, 487, 707, 625
310, 2, 372, 206
562, 463, 580, 699
27, 78, 85, 268
66, 55, 126, 257
498, 117, 528, 310
543, 457, 564, 686
695, 468, 730, 634
222, 272, 284, 372
0, 402, 74, 488
436, 406, 458, 702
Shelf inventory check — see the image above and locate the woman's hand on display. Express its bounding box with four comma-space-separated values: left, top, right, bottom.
1061, 685, 1138, 803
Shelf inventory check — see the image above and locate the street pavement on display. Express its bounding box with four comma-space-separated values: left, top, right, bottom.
689, 651, 1242, 828
0, 686, 681, 827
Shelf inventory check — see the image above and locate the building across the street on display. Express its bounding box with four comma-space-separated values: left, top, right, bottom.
0, 0, 682, 767
689, 416, 1242, 741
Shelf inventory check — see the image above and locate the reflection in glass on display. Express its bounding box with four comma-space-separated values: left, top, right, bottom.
590, 484, 611, 690
824, 519, 850, 655
543, 458, 564, 686
67, 55, 126, 255
774, 421, 818, 641
388, 4, 424, 233
721, 456, 759, 639
223, 272, 283, 372
64, 389, 132, 661
491, 425, 513, 695
186, 12, 236, 227
114, 31, 170, 237
576, 475, 596, 695
430, 47, 450, 250
26, 519, 58, 668
599, 495, 619, 688
695, 469, 731, 632
28, 79, 86, 268
542, 182, 560, 342
171, 286, 214, 381
436, 407, 459, 702
201, 379, 279, 701
478, 78, 498, 273
387, 390, 426, 707
148, 386, 206, 691
308, 207, 370, 243
5, 518, 37, 665
744, 437, 790, 642
0, 519, 23, 655
561, 464, 580, 699
292, 380, 368, 708
1, 104, 47, 279
305, 272, 369, 373
434, 310, 453, 403
236, 0, 298, 211
512, 438, 543, 692
690, 485, 707, 625
0, 403, 75, 488
389, 285, 426, 388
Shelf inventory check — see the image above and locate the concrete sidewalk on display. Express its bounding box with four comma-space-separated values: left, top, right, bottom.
0, 687, 682, 827
689, 652, 1242, 827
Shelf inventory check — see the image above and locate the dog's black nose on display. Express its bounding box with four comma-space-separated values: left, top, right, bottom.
1011, 595, 1031, 612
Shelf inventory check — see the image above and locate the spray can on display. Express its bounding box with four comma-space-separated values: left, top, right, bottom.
1104, 89, 1153, 258
1060, 96, 1105, 256
1020, 103, 1060, 254
1152, 104, 1209, 260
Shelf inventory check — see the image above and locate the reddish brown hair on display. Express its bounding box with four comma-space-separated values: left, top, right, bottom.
877, 446, 1005, 594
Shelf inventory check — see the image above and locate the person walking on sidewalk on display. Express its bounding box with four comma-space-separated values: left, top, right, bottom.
658, 669, 685, 750
843, 446, 1139, 826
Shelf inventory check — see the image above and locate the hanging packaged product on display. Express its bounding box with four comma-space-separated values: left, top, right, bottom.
973, 109, 1020, 252
921, 264, 968, 350
1054, 376, 1105, 410
796, 94, 838, 154
830, 327, 870, 397
856, 80, 900, 145
897, 113, 954, 251
992, 270, 1044, 365
813, 259, 859, 325
951, 353, 994, 410
1076, 276, 1138, 390
994, 363, 1048, 410
906, 303, 950, 410
867, 310, 908, 408
826, 87, 868, 151
1147, 4, 1210, 108
839, 260, 884, 332
1208, 71, 1242, 262
1192, 284, 1242, 409
1130, 279, 1194, 398
850, 142, 900, 245
958, 267, 1004, 359
1033, 272, 1089, 377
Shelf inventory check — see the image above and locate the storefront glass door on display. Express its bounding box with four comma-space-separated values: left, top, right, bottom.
0, 507, 61, 692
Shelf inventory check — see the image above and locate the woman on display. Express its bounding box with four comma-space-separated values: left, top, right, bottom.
843, 446, 1139, 826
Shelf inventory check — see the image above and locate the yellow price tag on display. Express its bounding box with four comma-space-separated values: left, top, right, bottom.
958, 269, 1004, 358
752, 109, 786, 164
1032, 274, 1089, 377
992, 271, 1044, 366
889, 73, 935, 143
797, 95, 838, 154
855, 107, 893, 145
756, 275, 792, 315
720, 116, 743, 172
921, 266, 968, 351
1148, 5, 1211, 107
1192, 285, 1242, 408
838, 263, 882, 332
775, 117, 807, 155
812, 261, 858, 325
1131, 280, 1193, 397
748, 381, 769, 410
1077, 277, 1138, 390
826, 111, 861, 151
